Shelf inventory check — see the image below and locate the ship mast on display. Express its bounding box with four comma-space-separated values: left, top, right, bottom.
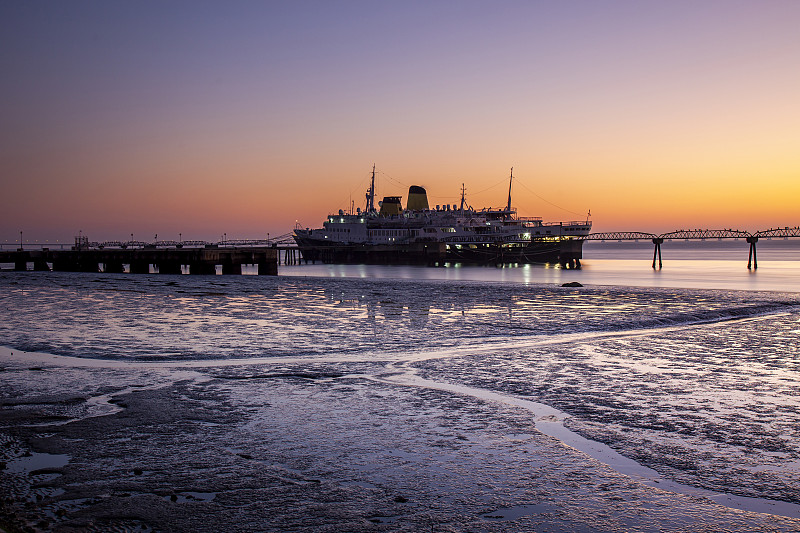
505, 167, 513, 215
365, 164, 376, 213
459, 183, 466, 212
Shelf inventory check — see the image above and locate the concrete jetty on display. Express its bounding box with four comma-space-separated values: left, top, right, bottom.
0, 245, 278, 275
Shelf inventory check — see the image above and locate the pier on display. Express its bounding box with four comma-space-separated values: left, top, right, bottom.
0, 235, 291, 275
582, 227, 800, 270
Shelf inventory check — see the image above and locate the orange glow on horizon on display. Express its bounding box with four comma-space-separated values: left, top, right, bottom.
2, 3, 799, 243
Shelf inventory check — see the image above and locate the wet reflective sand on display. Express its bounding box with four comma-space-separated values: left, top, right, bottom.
2, 269, 800, 531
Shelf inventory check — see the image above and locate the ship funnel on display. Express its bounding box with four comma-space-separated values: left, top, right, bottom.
406, 185, 429, 211
379, 196, 402, 216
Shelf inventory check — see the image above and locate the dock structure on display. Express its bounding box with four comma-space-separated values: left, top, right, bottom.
5, 226, 800, 272
0, 242, 279, 275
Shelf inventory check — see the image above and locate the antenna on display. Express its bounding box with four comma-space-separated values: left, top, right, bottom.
506, 167, 513, 213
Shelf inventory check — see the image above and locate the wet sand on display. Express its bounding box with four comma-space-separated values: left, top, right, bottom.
3, 346, 800, 532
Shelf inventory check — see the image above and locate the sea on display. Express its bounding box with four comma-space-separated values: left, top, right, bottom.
2, 239, 800, 531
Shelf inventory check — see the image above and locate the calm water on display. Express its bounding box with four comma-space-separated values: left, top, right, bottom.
279, 240, 800, 293
2, 240, 800, 530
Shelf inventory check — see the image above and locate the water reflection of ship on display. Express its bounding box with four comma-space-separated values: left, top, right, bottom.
322, 281, 527, 332
293, 167, 591, 267
325, 286, 430, 328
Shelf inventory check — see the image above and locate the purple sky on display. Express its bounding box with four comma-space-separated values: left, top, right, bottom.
2, 1, 799, 244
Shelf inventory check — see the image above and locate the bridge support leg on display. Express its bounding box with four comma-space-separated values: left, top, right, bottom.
747, 236, 758, 270
257, 262, 278, 275
158, 261, 182, 275
79, 260, 100, 273
652, 238, 663, 269
104, 261, 125, 273
189, 263, 216, 275
222, 263, 242, 275
52, 259, 73, 272
129, 261, 150, 274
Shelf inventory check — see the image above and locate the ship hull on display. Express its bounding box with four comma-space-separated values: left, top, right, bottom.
294, 235, 583, 267
293, 236, 447, 265
444, 239, 583, 267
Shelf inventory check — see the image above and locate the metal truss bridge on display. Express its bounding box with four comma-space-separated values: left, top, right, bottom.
581, 227, 800, 269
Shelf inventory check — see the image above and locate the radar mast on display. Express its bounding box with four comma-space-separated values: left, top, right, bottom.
506, 167, 513, 216
365, 164, 376, 213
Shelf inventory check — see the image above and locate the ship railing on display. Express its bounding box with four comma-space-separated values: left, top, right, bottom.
540, 221, 593, 227
441, 235, 500, 243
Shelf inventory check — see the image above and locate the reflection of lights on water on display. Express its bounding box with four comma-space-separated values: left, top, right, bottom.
270, 260, 800, 292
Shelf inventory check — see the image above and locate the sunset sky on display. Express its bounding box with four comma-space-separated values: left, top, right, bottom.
2, 1, 799, 245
